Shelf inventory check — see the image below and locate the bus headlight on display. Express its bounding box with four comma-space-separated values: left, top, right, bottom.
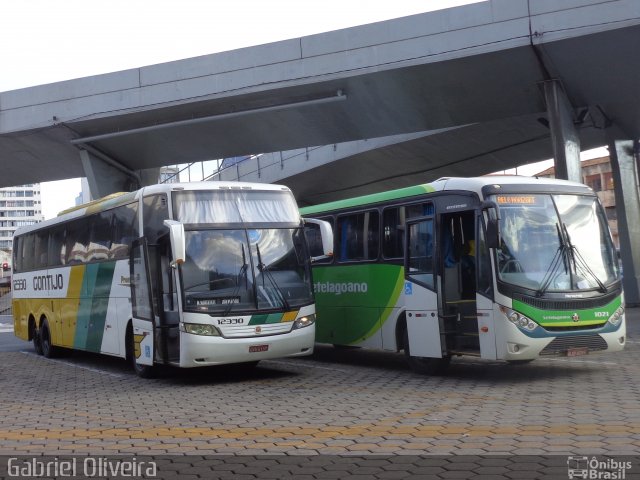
500, 306, 537, 332
293, 314, 316, 330
181, 323, 221, 336
608, 306, 625, 326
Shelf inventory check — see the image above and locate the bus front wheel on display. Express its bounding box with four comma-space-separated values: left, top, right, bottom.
403, 328, 450, 375
127, 327, 156, 379
507, 359, 535, 365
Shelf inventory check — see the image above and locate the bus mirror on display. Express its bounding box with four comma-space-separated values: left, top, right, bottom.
481, 201, 500, 249
164, 220, 186, 267
486, 218, 500, 249
304, 218, 334, 261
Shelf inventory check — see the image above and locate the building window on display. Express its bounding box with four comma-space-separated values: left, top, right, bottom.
585, 174, 602, 192
603, 172, 614, 190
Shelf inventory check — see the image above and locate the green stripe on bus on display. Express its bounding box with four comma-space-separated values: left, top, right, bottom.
248, 314, 269, 326
249, 313, 285, 325
265, 313, 284, 324
300, 184, 435, 215
74, 262, 116, 352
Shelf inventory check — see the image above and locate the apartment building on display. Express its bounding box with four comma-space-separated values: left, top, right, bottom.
0, 184, 44, 252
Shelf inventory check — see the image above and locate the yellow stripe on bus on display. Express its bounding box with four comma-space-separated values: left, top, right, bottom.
281, 311, 298, 322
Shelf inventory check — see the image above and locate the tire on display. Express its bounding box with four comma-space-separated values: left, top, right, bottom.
403, 327, 450, 375
507, 359, 535, 365
132, 357, 156, 378
229, 360, 260, 372
32, 327, 43, 355
40, 320, 58, 358
127, 328, 156, 378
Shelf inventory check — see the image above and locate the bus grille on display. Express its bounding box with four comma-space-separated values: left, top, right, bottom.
220, 323, 293, 338
543, 323, 605, 332
540, 334, 608, 356
514, 291, 619, 311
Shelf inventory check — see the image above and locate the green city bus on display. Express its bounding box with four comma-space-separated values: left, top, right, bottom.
301, 176, 625, 374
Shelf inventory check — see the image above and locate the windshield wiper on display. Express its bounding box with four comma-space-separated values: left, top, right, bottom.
537, 223, 569, 297
222, 244, 249, 316
256, 244, 291, 310
562, 223, 607, 293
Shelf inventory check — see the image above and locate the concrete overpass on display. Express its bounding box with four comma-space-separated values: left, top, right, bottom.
1, 0, 639, 301
0, 0, 638, 194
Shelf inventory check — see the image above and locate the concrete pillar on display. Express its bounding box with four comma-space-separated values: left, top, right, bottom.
138, 168, 162, 187
608, 137, 640, 306
543, 80, 582, 183
79, 149, 140, 199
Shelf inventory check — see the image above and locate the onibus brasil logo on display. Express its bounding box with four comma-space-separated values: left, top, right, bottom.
567, 456, 632, 479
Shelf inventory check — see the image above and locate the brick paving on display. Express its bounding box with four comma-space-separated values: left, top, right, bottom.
0, 309, 639, 478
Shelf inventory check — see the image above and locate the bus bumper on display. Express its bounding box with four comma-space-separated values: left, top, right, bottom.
498, 316, 626, 361
178, 324, 315, 367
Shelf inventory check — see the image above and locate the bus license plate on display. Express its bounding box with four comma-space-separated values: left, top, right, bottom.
249, 344, 269, 353
567, 347, 589, 357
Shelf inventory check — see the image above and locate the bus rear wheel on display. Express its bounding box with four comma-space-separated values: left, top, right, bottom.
403, 328, 450, 375
40, 320, 58, 358
31, 321, 43, 356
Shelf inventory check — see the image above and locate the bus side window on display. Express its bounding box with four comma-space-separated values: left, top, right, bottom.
367, 212, 379, 260
383, 207, 402, 258
337, 211, 379, 262
87, 212, 112, 262
48, 226, 65, 267
34, 231, 49, 269
385, 203, 434, 259
66, 219, 89, 265
20, 235, 36, 271
12, 237, 21, 273
143, 194, 169, 245
111, 202, 139, 259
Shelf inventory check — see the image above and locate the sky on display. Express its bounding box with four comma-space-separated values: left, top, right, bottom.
0, 0, 606, 219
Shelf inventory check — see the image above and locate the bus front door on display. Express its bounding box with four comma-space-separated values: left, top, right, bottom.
475, 212, 497, 360
404, 217, 445, 360
130, 239, 156, 368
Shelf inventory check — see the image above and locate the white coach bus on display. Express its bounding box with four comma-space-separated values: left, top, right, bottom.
12, 182, 332, 377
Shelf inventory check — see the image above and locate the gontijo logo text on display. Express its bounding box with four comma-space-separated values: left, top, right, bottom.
13, 274, 65, 292
33, 274, 64, 291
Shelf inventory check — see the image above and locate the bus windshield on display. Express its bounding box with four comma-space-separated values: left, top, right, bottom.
181, 228, 313, 313
173, 189, 300, 224
491, 193, 620, 293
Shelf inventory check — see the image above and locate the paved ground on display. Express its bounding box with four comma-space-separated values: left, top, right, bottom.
0, 310, 639, 478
